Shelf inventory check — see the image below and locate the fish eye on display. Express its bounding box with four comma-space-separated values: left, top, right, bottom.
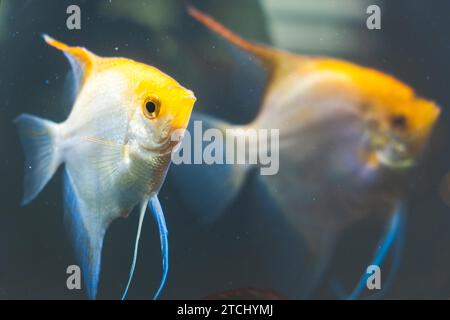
390, 115, 407, 130
143, 96, 161, 120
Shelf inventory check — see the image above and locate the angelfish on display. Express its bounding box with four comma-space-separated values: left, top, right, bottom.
171, 6, 440, 296
15, 35, 196, 299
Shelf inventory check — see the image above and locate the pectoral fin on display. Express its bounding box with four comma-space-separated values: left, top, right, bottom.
81, 136, 125, 185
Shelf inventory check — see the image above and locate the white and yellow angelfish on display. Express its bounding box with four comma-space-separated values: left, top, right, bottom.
15, 35, 196, 299
170, 6, 440, 297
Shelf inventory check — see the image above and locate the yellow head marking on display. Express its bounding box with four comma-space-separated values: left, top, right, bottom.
313, 58, 440, 166
105, 58, 196, 130
313, 59, 439, 131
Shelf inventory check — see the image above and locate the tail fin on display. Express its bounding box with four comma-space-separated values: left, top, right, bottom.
14, 114, 61, 205
169, 113, 250, 224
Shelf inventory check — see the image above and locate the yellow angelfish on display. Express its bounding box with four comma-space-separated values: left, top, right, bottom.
15, 35, 196, 299
171, 6, 440, 295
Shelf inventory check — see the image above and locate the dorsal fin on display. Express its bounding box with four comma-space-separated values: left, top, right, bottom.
186, 5, 278, 64
187, 5, 301, 79
43, 34, 97, 93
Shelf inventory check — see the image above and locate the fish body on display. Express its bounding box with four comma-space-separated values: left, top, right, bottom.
253, 56, 438, 255
15, 36, 196, 299
172, 6, 440, 296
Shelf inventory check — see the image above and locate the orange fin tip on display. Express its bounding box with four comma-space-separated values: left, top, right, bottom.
186, 4, 279, 65
42, 34, 95, 69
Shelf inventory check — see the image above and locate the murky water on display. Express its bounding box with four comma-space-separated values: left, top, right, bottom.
1, 0, 450, 299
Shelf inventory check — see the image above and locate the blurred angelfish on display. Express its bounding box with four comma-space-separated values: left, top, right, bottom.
15, 35, 196, 299
171, 6, 440, 296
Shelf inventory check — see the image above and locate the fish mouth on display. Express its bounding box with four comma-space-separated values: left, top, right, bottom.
376, 149, 414, 169
374, 136, 415, 169
364, 129, 414, 169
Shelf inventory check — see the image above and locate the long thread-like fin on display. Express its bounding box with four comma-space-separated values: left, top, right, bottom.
14, 114, 61, 205
149, 196, 169, 300
366, 212, 405, 300
331, 206, 406, 300
121, 197, 149, 300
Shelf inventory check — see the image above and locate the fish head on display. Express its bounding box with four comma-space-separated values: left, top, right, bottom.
118, 60, 196, 154
357, 72, 440, 168
312, 60, 440, 169
308, 59, 440, 169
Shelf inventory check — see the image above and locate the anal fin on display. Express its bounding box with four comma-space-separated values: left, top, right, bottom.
63, 168, 109, 299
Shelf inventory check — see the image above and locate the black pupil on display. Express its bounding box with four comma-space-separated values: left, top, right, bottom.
391, 115, 406, 129
145, 101, 156, 114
